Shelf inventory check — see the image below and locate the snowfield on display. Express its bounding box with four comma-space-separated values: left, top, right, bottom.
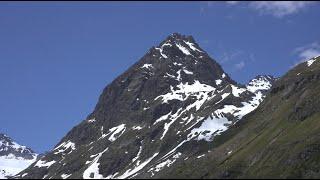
0, 154, 37, 179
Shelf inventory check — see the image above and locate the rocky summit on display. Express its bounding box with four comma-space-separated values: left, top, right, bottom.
16, 33, 276, 179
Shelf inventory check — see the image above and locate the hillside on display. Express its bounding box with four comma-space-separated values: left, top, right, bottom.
160, 56, 320, 179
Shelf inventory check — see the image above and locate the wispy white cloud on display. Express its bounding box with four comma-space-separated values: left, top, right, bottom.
234, 61, 245, 70
249, 53, 256, 62
220, 50, 243, 63
225, 1, 240, 5
293, 42, 320, 65
219, 50, 255, 71
249, 1, 313, 18
298, 48, 320, 60
225, 1, 314, 18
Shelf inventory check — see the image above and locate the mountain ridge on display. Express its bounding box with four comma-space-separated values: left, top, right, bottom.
16, 33, 277, 179
156, 55, 320, 179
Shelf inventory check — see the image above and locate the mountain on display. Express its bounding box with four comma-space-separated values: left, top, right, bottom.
158, 55, 320, 178
0, 134, 37, 179
16, 33, 275, 179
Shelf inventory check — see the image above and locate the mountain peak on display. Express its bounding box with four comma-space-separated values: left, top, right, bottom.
246, 75, 276, 93
0, 133, 36, 158
167, 32, 195, 43
151, 33, 204, 60
17, 33, 276, 179
128, 33, 234, 88
0, 133, 38, 179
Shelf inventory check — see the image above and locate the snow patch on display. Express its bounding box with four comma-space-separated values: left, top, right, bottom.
87, 118, 96, 123
132, 145, 143, 166
161, 140, 187, 161
188, 116, 231, 141
155, 81, 215, 104
155, 43, 172, 59
173, 62, 182, 66
141, 64, 153, 69
184, 41, 202, 52
213, 92, 230, 106
35, 159, 56, 168
148, 152, 181, 174
176, 70, 182, 81
108, 124, 126, 142
132, 126, 143, 130
0, 154, 37, 178
215, 79, 222, 86
197, 154, 205, 159
61, 173, 72, 179
164, 73, 176, 79
53, 141, 76, 155
83, 148, 109, 179
246, 76, 272, 93
231, 85, 246, 97
176, 43, 192, 56
183, 68, 193, 75
117, 152, 159, 179
189, 90, 265, 141
306, 56, 319, 67
99, 124, 126, 142
215, 91, 263, 120
155, 48, 168, 58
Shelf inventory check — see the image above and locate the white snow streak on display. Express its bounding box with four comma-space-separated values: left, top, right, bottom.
108, 124, 126, 142
34, 159, 56, 168
132, 126, 143, 130
61, 173, 72, 179
53, 141, 76, 155
307, 56, 319, 66
116, 152, 159, 179
141, 64, 153, 69
183, 68, 193, 75
148, 152, 181, 174
83, 148, 109, 179
184, 41, 203, 52
176, 43, 192, 55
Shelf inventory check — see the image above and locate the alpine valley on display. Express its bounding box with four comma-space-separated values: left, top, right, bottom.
10, 33, 320, 179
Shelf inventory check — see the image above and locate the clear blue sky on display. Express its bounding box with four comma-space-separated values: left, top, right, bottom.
0, 2, 319, 153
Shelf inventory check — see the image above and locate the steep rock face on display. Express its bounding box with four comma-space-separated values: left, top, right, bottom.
161, 56, 320, 179
17, 33, 275, 179
0, 134, 37, 179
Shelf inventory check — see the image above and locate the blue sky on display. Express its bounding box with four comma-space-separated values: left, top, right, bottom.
0, 2, 319, 153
